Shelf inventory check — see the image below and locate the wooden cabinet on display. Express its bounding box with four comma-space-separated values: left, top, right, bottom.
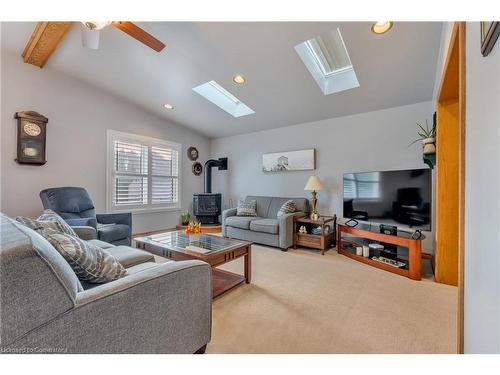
336, 224, 423, 281
293, 215, 336, 255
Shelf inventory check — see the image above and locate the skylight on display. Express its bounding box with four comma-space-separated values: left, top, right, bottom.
192, 81, 255, 118
295, 28, 359, 95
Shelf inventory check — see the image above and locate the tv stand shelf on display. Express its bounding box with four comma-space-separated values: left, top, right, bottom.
336, 223, 423, 280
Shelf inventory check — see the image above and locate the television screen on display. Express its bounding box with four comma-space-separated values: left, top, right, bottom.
343, 168, 432, 231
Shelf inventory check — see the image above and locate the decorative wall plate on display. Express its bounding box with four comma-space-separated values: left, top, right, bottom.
192, 162, 203, 176
187, 146, 199, 161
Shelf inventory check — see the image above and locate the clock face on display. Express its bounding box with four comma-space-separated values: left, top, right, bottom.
23, 122, 42, 136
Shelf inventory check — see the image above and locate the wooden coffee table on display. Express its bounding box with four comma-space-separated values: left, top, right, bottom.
134, 230, 251, 299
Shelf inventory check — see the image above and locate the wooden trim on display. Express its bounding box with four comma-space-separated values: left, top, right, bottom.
435, 22, 466, 354
457, 22, 466, 355
22, 22, 74, 68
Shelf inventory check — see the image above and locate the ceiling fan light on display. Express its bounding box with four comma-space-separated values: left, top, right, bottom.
83, 21, 111, 31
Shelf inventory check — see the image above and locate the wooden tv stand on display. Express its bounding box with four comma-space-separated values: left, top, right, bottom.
337, 223, 423, 280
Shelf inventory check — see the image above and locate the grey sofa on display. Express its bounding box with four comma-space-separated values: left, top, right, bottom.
40, 187, 132, 246
0, 213, 212, 354
222, 196, 309, 250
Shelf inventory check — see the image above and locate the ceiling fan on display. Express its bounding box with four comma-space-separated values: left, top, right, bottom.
80, 21, 165, 52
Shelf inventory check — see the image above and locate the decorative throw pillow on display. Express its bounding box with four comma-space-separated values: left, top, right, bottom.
237, 200, 257, 216
277, 200, 296, 217
43, 229, 127, 283
16, 209, 77, 237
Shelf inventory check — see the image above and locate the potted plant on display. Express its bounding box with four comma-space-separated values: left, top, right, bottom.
410, 120, 436, 154
181, 211, 190, 225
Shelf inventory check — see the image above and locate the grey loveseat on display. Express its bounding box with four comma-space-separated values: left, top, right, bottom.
0, 213, 212, 354
222, 196, 309, 250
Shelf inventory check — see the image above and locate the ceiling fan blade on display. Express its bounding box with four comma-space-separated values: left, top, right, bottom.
81, 23, 100, 49
112, 22, 165, 52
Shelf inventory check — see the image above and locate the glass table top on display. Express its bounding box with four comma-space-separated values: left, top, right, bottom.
135, 230, 246, 255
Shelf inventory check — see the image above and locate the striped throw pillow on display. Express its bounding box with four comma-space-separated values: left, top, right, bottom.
237, 200, 257, 217
277, 200, 296, 217
16, 209, 77, 237
43, 229, 127, 283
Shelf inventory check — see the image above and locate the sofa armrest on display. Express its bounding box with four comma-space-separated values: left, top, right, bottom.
278, 212, 306, 249
76, 260, 209, 305
96, 212, 132, 228
221, 208, 237, 236
66, 217, 97, 230
72, 226, 97, 240
45, 260, 211, 353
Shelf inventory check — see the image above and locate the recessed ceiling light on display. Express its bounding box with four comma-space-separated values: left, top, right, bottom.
163, 103, 174, 110
232, 74, 246, 85
371, 21, 393, 34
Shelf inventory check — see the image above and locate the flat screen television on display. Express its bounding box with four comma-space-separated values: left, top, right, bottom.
343, 168, 432, 231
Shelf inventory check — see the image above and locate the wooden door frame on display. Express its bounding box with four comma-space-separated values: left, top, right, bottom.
436, 21, 466, 354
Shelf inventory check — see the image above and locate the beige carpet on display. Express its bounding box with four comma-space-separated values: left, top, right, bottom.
207, 245, 457, 354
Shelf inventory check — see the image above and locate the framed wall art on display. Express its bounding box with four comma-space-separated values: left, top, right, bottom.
481, 22, 500, 57
262, 149, 315, 173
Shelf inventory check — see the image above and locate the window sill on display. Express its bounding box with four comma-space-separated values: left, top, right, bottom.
111, 207, 182, 215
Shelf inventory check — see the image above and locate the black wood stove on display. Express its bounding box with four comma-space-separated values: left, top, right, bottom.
193, 157, 227, 224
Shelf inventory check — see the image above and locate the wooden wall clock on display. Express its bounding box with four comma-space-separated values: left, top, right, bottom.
15, 111, 48, 165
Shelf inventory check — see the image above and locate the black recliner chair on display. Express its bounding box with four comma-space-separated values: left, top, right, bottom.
40, 186, 132, 246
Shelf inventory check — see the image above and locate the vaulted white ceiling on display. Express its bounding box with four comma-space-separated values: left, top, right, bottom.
1, 22, 442, 138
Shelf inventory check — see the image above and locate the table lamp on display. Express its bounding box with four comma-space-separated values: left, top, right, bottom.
304, 176, 324, 220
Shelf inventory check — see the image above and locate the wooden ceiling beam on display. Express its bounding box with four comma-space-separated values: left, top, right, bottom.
22, 22, 74, 68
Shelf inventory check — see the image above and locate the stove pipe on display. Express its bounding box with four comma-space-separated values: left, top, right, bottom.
204, 157, 228, 193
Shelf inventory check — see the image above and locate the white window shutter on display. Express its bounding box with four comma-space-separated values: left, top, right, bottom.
107, 130, 181, 212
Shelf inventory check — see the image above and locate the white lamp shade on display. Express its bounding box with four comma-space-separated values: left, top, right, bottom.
304, 176, 324, 191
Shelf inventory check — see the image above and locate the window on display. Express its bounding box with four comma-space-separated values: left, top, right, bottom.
344, 172, 381, 200
295, 28, 359, 95
192, 80, 255, 117
107, 130, 181, 212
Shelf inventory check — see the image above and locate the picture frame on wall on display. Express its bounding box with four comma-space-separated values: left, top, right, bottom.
481, 22, 500, 57
262, 149, 315, 173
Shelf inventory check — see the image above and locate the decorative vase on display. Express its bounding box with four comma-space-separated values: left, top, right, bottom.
422, 138, 436, 154
188, 233, 201, 244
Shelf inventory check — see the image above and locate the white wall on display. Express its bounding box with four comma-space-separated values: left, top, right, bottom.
0, 51, 210, 233
210, 101, 435, 249
464, 22, 500, 353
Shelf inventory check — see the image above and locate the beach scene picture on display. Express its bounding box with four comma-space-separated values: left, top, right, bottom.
262, 149, 315, 172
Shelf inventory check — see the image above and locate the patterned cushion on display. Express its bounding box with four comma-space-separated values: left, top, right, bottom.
43, 229, 127, 283
16, 209, 77, 237
237, 200, 257, 217
277, 200, 296, 217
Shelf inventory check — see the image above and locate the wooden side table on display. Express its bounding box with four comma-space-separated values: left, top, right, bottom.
293, 215, 337, 255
